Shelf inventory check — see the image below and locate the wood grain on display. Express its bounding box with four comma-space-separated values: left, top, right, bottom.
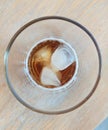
0, 0, 108, 130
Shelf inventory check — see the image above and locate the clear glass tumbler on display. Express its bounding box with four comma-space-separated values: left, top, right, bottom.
4, 16, 102, 114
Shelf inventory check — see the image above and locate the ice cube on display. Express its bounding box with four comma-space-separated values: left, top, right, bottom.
51, 45, 75, 70
41, 67, 60, 86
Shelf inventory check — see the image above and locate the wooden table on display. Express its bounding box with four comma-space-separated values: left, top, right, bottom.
0, 0, 108, 129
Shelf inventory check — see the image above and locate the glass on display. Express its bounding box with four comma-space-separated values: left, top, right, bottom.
4, 16, 102, 114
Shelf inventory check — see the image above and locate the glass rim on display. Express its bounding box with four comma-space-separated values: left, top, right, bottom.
4, 16, 102, 115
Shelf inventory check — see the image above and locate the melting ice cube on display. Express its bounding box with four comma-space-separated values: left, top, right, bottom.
41, 67, 60, 86
51, 45, 75, 70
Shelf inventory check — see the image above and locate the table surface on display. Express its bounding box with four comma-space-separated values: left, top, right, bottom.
0, 0, 108, 130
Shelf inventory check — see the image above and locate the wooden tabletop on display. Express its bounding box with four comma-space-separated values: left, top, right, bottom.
0, 0, 108, 129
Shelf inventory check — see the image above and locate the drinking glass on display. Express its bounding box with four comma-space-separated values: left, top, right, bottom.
4, 16, 102, 114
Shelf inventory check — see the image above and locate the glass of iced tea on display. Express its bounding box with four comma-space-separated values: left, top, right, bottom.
4, 16, 101, 114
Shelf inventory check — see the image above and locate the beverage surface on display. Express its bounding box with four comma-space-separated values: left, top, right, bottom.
26, 38, 77, 89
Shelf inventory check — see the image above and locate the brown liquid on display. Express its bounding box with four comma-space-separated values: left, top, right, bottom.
27, 39, 76, 88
